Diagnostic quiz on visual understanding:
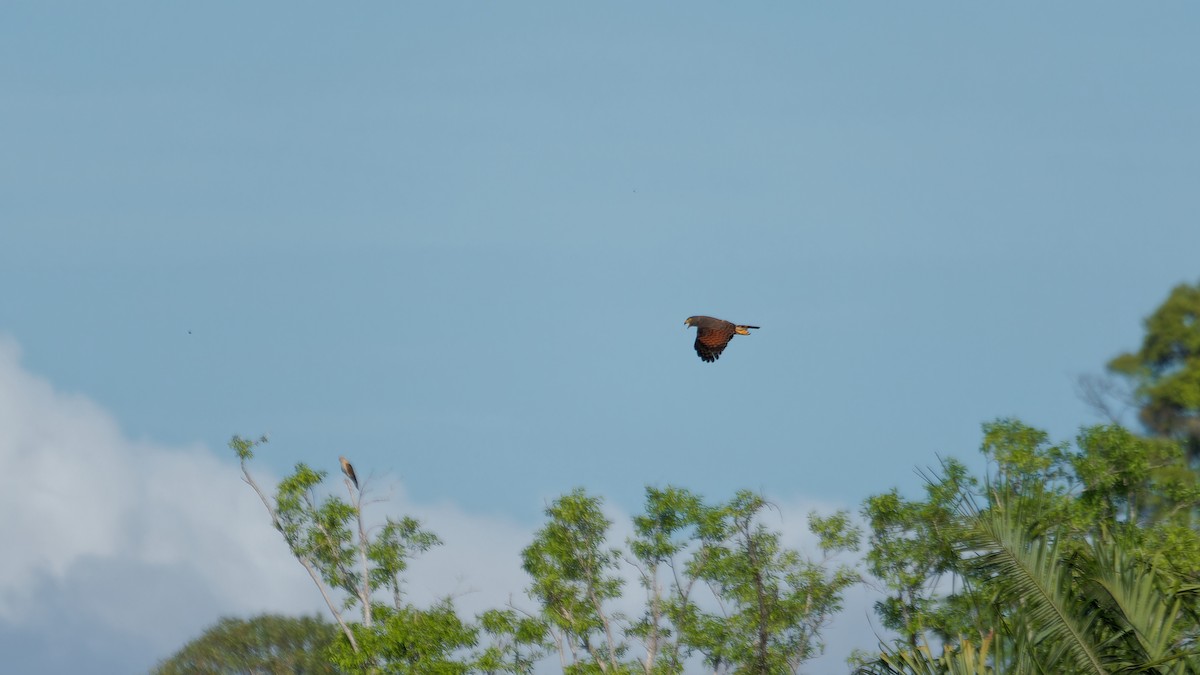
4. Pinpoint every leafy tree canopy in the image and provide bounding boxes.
[1109,280,1200,457]
[857,418,1200,674]
[152,614,340,675]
